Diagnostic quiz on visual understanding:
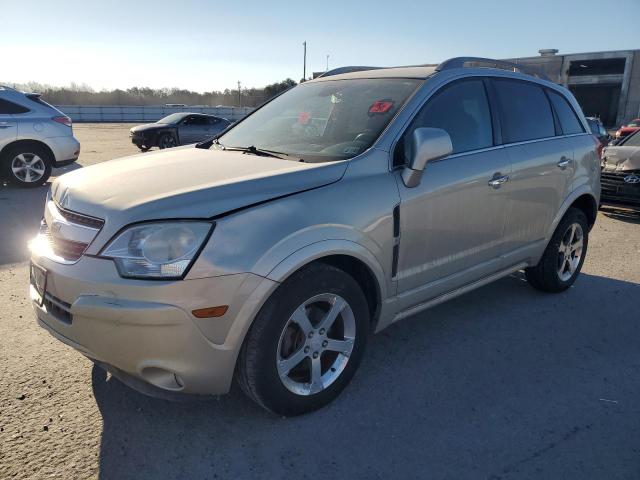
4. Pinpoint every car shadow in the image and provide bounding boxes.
[0,182,50,266]
[600,206,640,224]
[53,162,83,175]
[93,271,640,479]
